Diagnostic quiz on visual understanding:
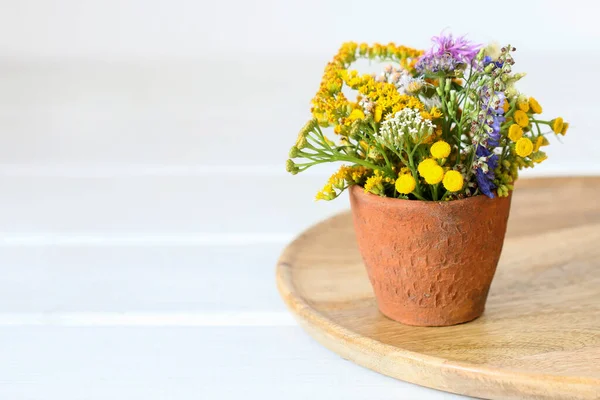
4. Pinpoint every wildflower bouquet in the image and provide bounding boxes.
[286,34,568,201]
